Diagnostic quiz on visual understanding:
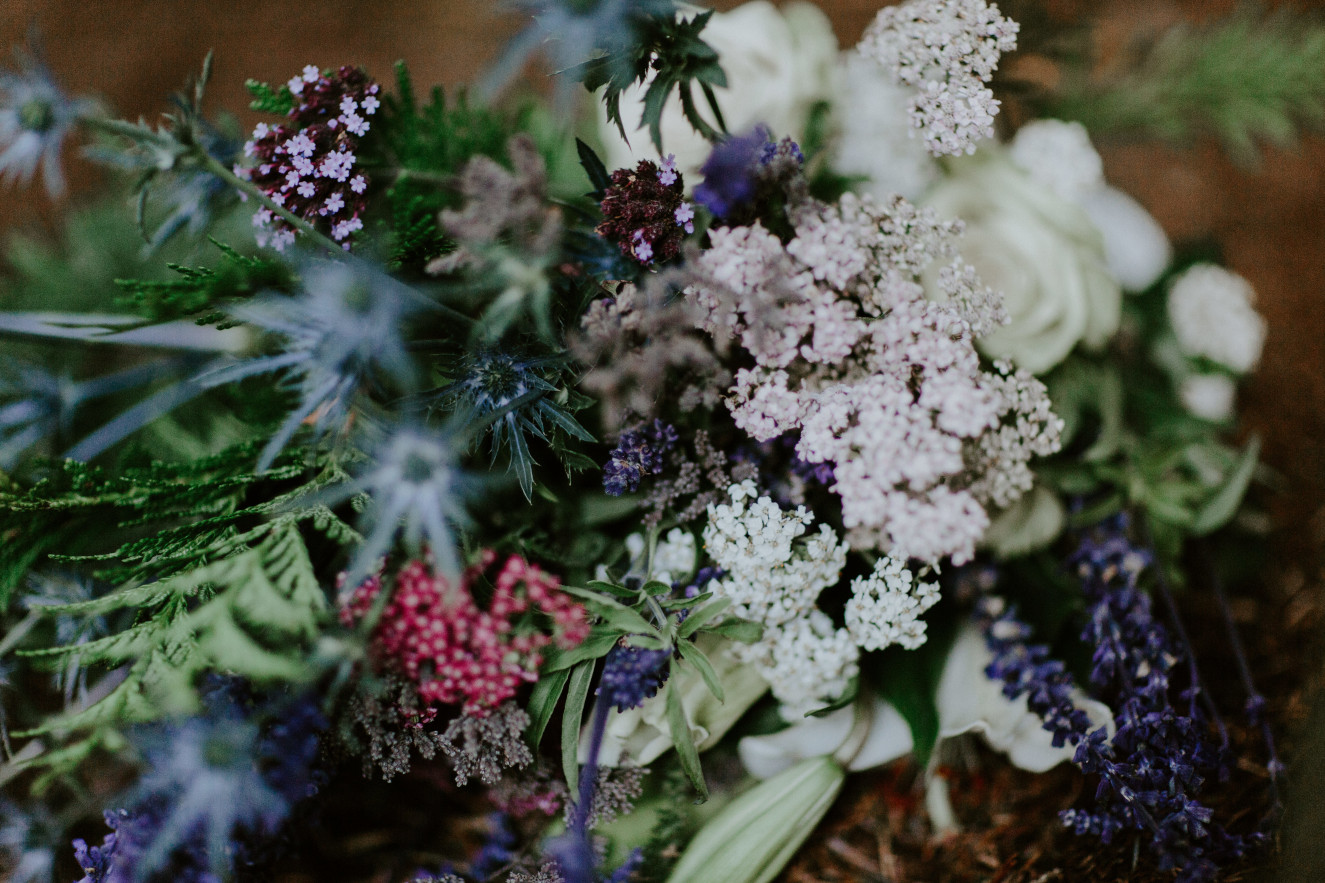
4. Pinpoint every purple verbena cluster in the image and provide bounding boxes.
[239,64,379,250]
[980,516,1260,881]
[596,154,694,266]
[603,419,678,496]
[597,641,671,712]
